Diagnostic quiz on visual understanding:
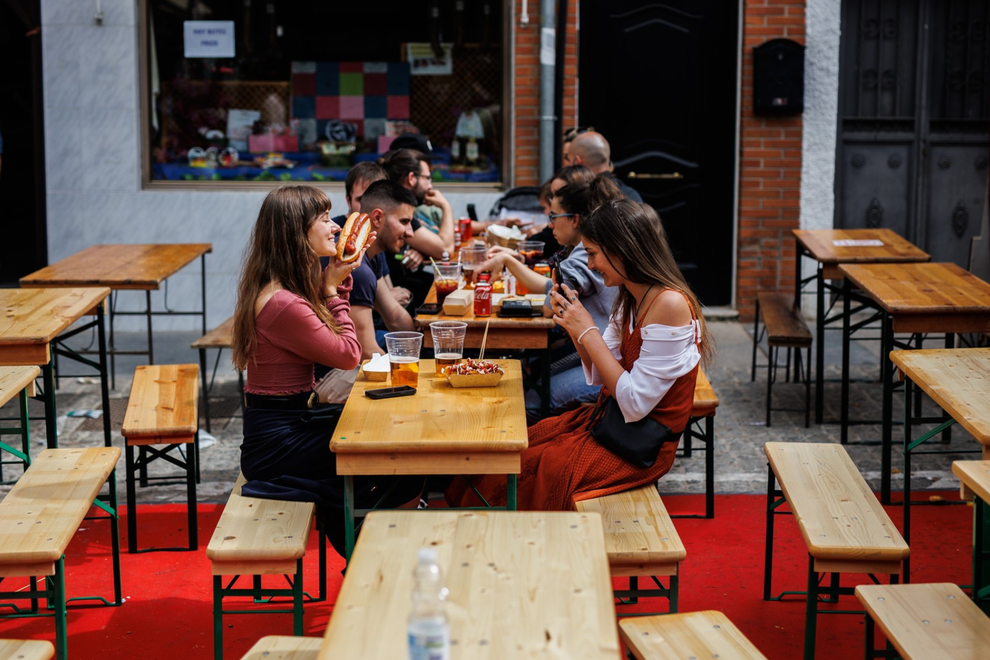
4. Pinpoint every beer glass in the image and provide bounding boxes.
[384,332,423,388]
[429,321,468,376]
